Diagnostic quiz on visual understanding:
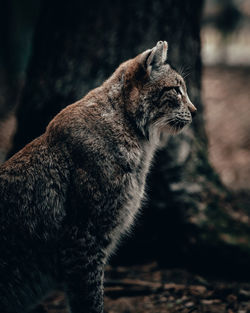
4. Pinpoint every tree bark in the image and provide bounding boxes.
[0,0,40,162]
[10,0,250,277]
